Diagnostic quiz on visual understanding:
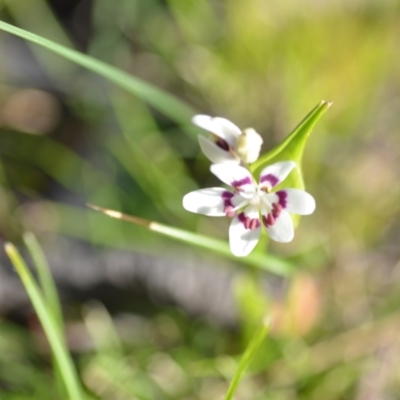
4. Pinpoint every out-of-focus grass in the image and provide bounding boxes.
[1,0,400,398]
